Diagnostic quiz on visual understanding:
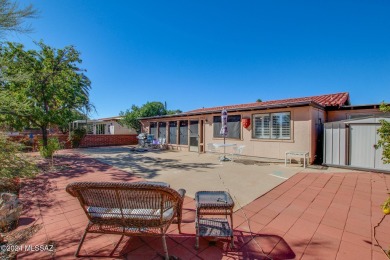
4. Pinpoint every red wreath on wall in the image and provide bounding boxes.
[242,118,250,128]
